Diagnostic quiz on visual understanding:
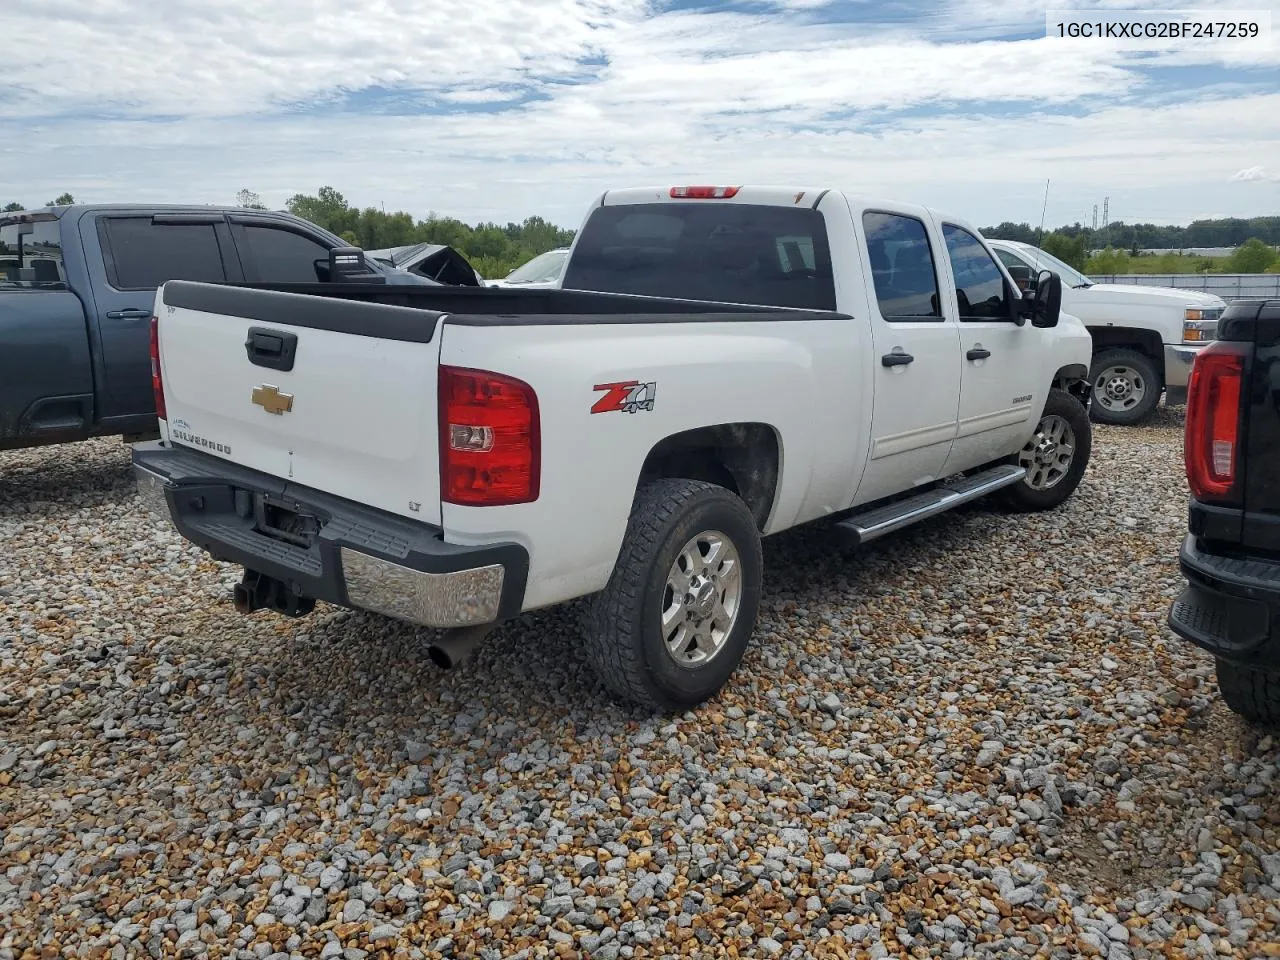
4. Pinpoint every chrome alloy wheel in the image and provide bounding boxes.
[1018,414,1076,490]
[660,530,742,667]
